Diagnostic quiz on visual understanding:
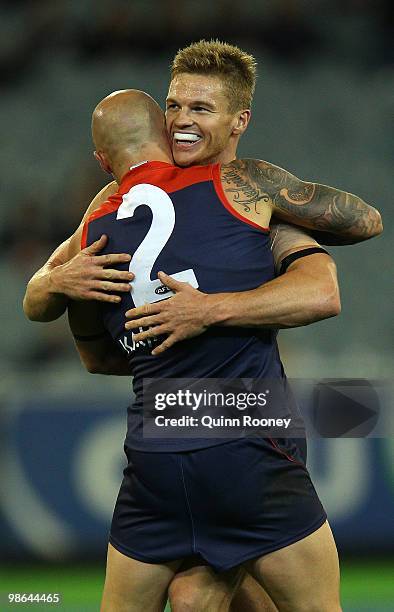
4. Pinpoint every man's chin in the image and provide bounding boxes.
[172,149,204,168]
[172,154,195,167]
